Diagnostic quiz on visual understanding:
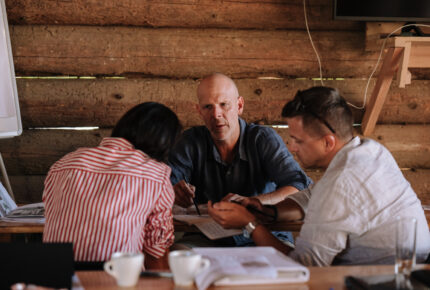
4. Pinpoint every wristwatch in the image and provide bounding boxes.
[243,220,260,239]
